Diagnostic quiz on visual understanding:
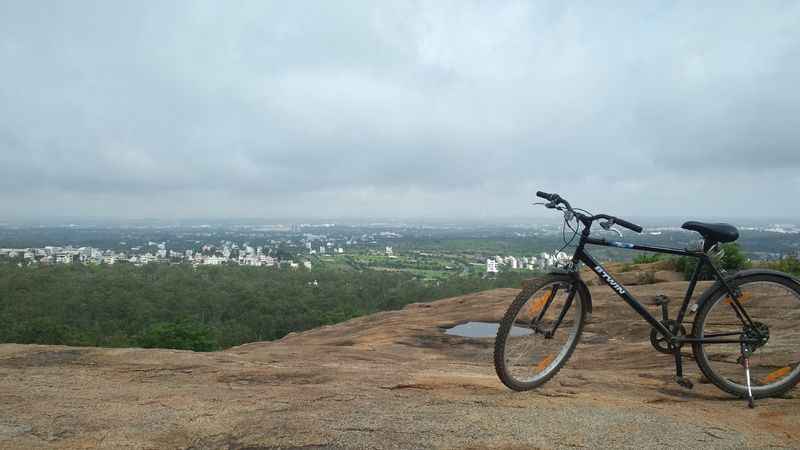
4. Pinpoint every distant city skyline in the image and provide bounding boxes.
[2,2,799,220]
[3,221,798,270]
[2,215,800,228]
